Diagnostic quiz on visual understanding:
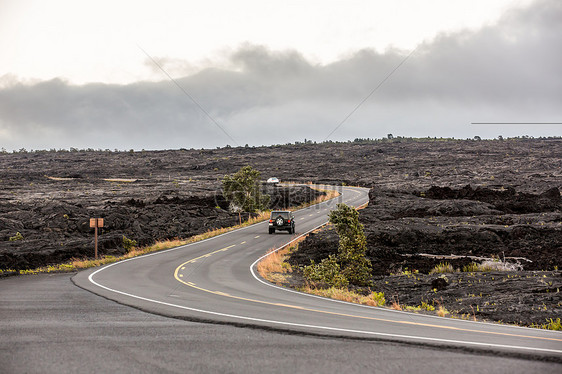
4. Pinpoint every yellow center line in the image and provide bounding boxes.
[254,236,260,239]
[177,245,236,267]
[173,257,562,343]
[240,241,246,244]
